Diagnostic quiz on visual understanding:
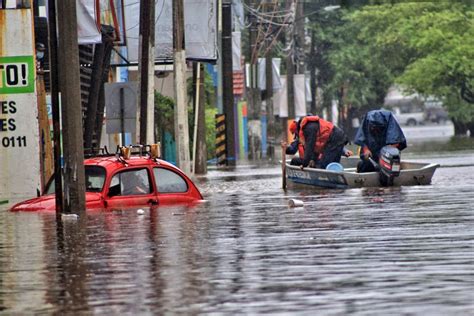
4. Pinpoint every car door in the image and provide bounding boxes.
[152,167,195,205]
[105,167,158,208]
